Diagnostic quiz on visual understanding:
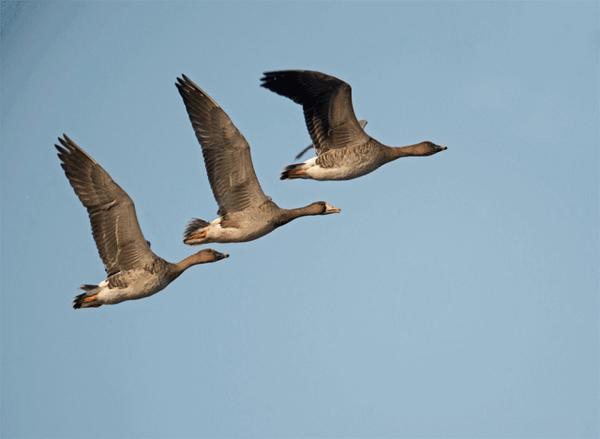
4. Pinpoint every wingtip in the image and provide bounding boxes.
[262,70,284,77]
[260,71,276,82]
[260,71,281,85]
[54,143,65,155]
[57,136,68,149]
[175,74,190,90]
[59,134,76,148]
[176,74,201,91]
